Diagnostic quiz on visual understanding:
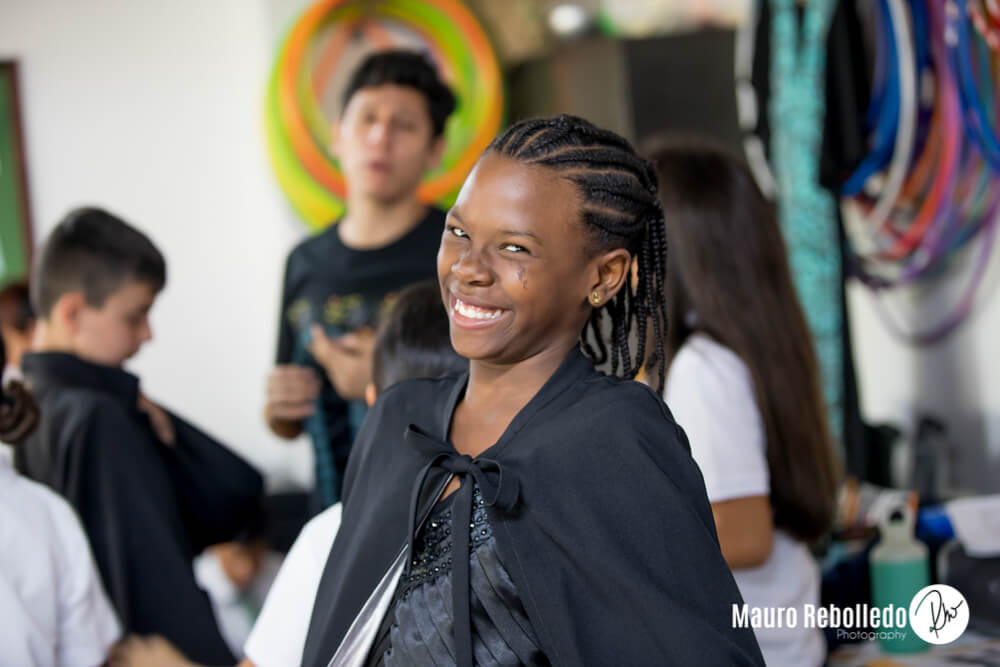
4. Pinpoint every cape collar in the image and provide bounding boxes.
[434,346,595,457]
[22,352,141,408]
